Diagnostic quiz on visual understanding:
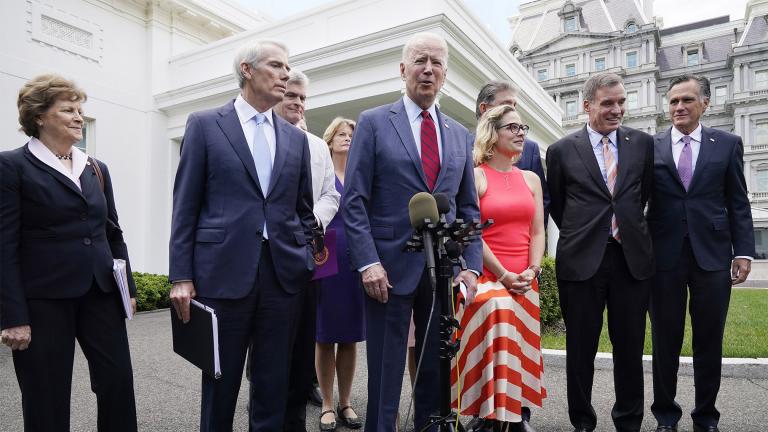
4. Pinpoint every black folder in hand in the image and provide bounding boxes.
[170,299,221,379]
